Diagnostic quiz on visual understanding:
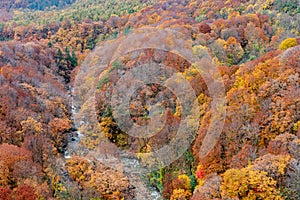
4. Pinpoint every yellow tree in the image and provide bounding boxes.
[0,161,9,186]
[221,167,283,200]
